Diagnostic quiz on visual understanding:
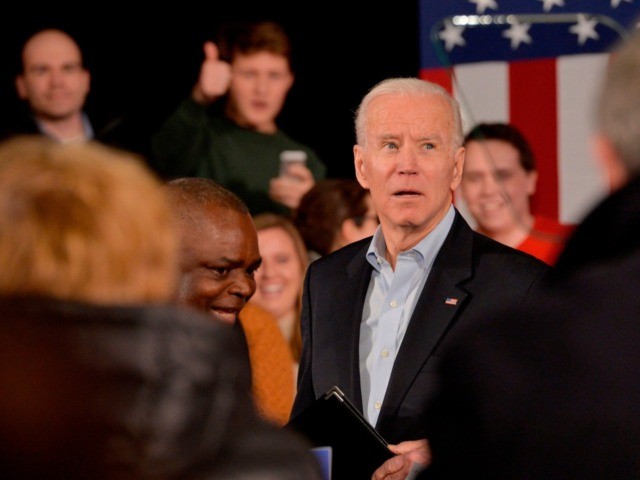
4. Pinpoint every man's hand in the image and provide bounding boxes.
[192,41,232,104]
[371,439,431,480]
[269,162,315,209]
